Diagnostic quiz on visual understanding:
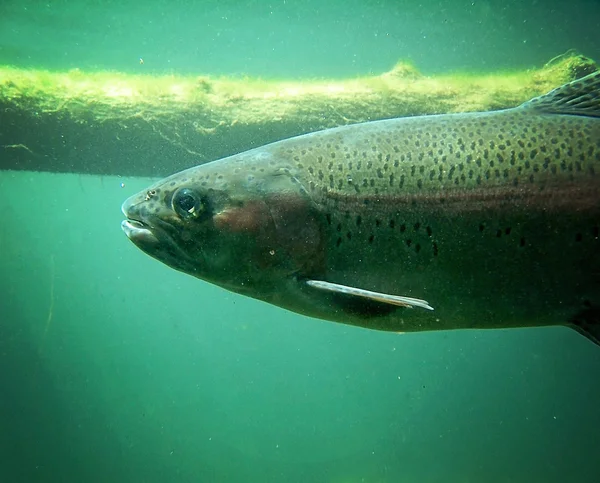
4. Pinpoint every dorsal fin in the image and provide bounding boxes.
[520,70,600,118]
